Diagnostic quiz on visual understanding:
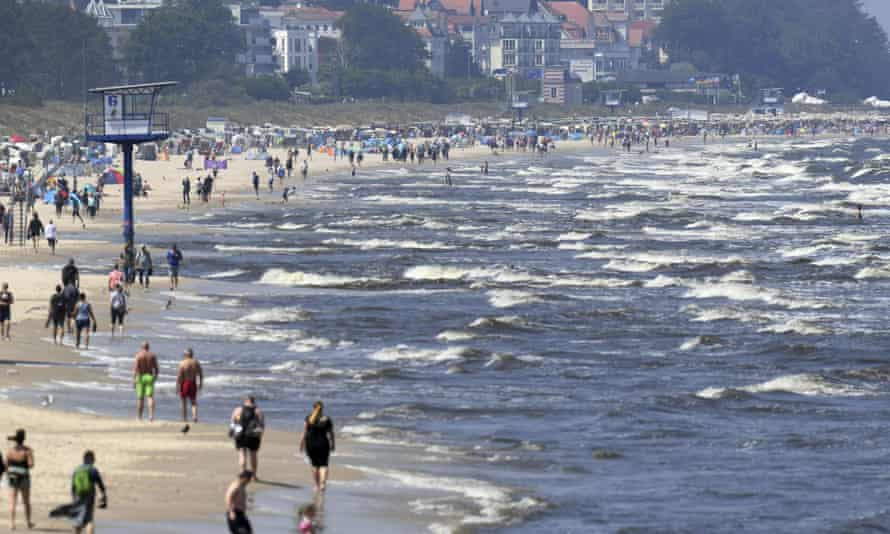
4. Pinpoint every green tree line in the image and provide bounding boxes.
[657,0,890,100]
